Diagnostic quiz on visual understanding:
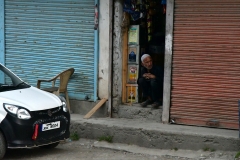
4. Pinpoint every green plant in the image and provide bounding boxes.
[174,147,178,151]
[210,148,215,152]
[98,135,113,143]
[70,132,79,141]
[203,147,210,151]
[203,147,215,152]
[235,151,240,158]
